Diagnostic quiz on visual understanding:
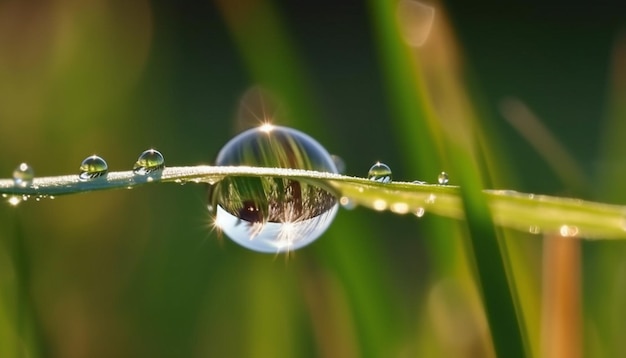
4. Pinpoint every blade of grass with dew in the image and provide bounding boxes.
[1,167,626,240]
